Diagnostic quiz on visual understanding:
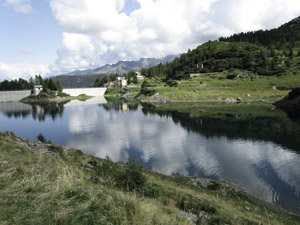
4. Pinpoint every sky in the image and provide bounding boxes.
[1,0,300,81]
